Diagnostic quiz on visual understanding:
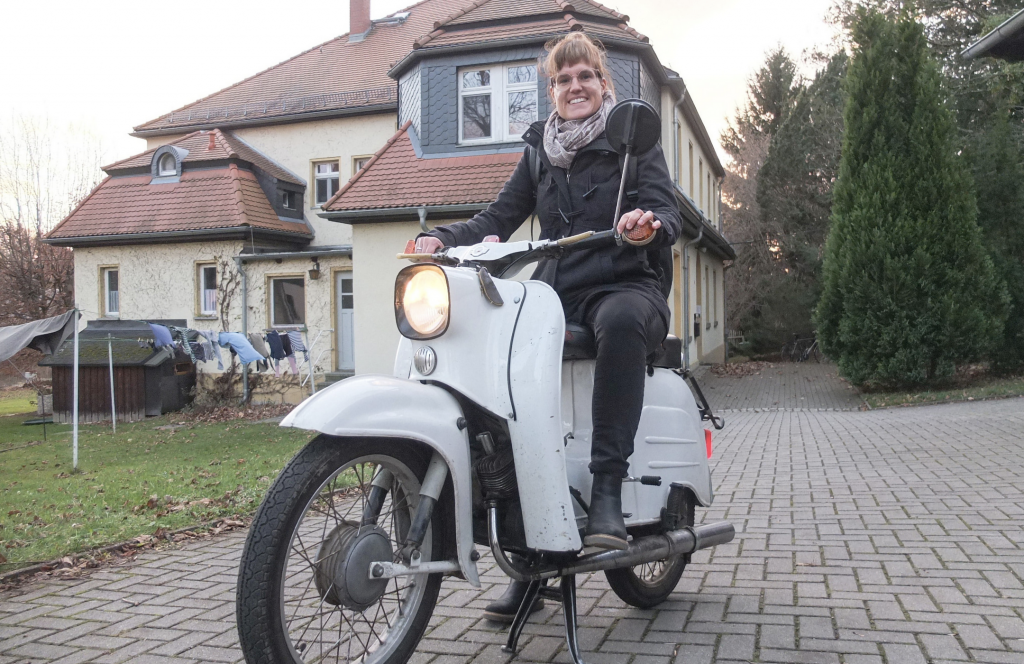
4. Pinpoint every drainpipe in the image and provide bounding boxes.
[234,256,249,403]
[418,206,428,233]
[682,227,703,370]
